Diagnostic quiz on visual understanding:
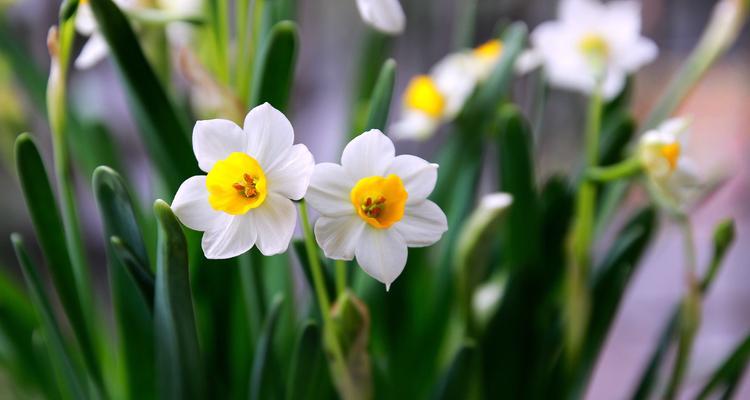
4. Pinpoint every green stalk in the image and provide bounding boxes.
[335,260,347,296]
[47,17,101,386]
[566,79,604,364]
[298,201,356,398]
[586,157,642,182]
[664,216,701,399]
